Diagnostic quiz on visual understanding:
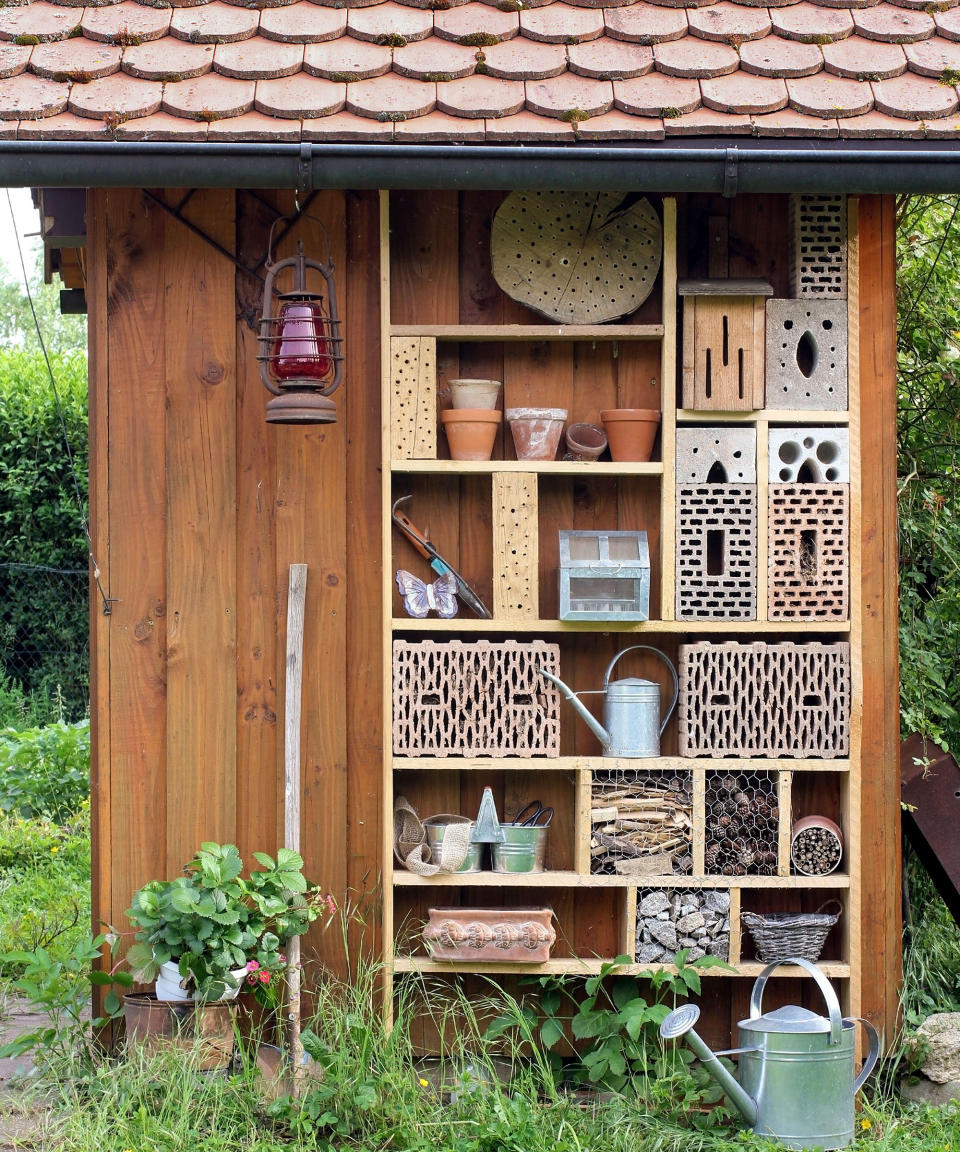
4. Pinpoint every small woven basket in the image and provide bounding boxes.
[741,900,842,964]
